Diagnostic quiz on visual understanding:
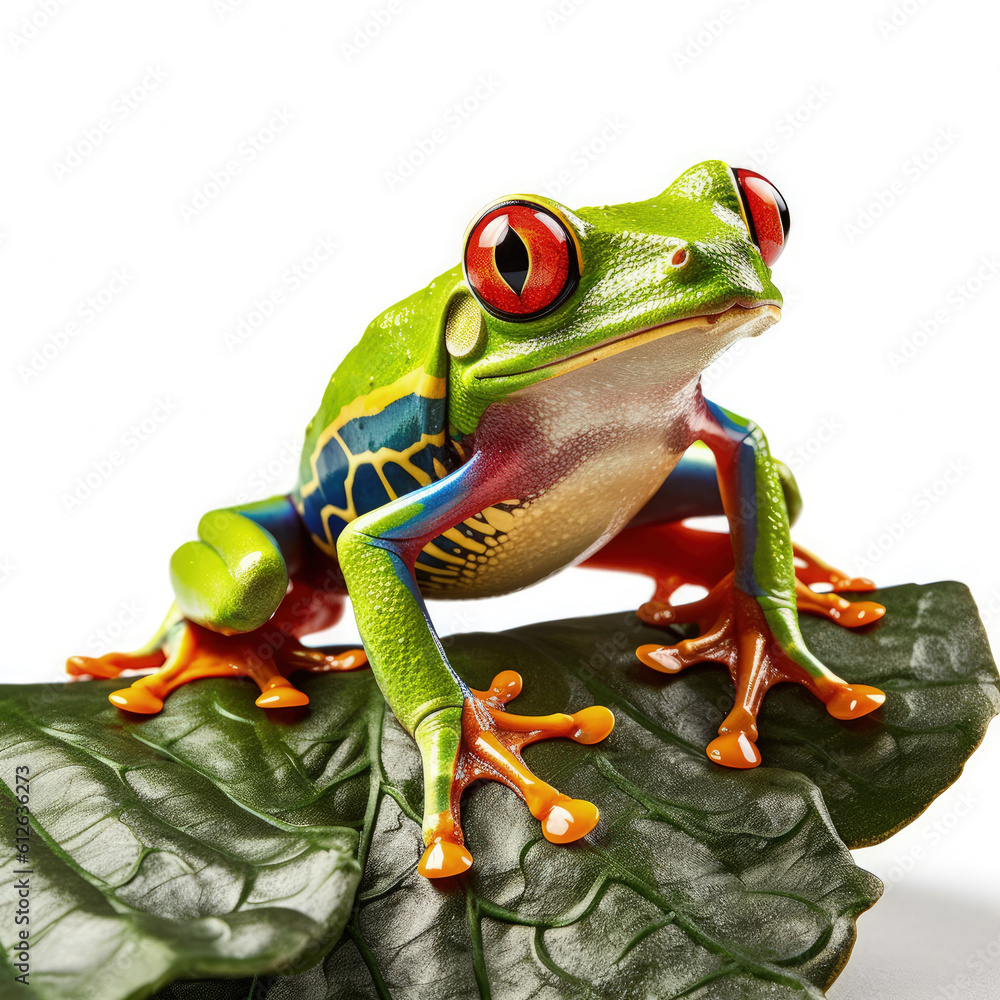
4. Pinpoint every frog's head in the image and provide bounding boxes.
[444,159,789,432]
